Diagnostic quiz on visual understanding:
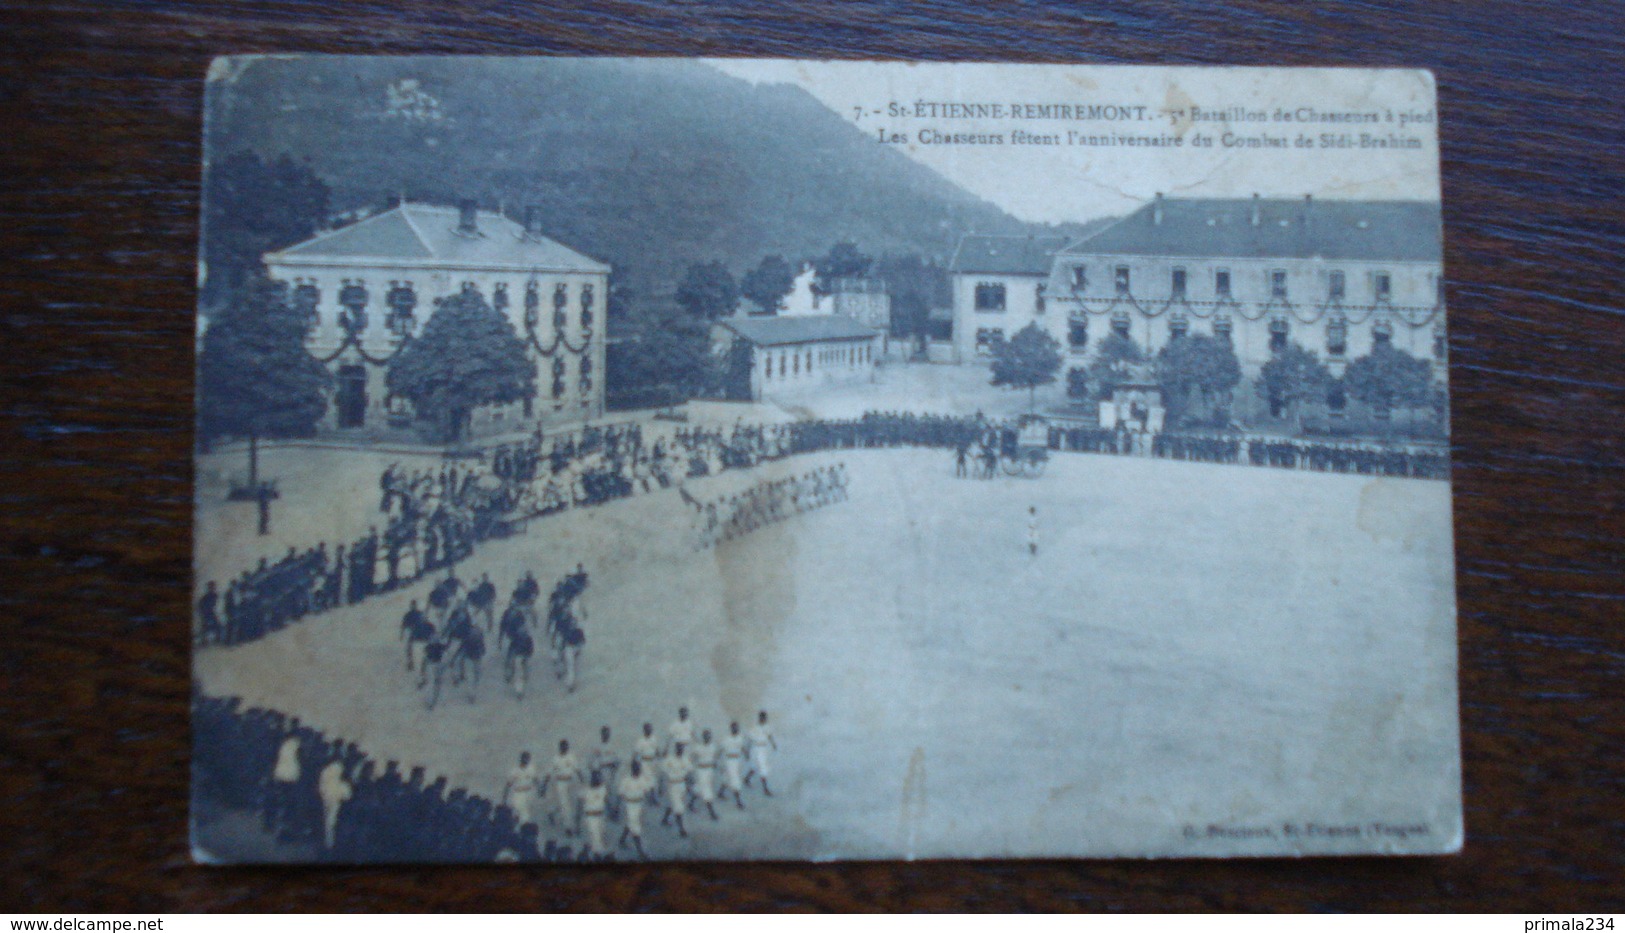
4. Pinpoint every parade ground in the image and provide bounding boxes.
[194,437,1460,860]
